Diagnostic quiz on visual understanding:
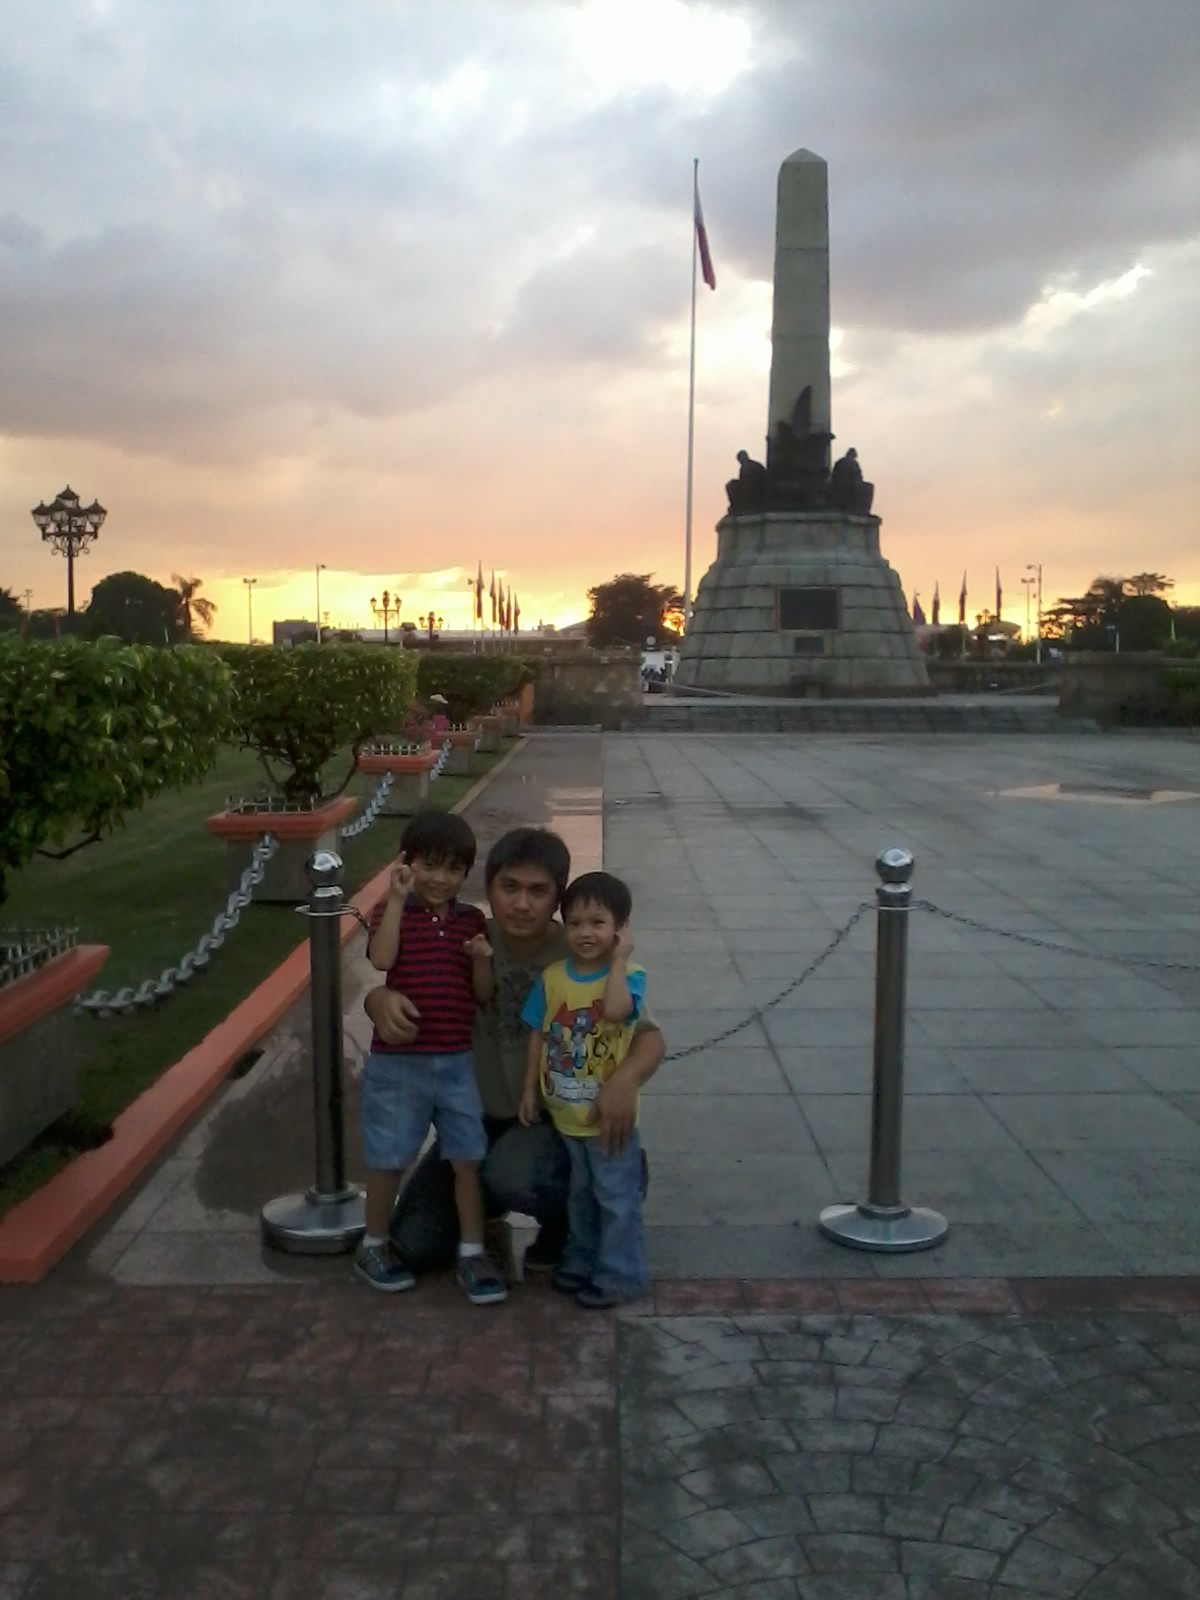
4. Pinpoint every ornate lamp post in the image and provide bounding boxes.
[425,610,444,640]
[370,589,401,644]
[31,486,106,619]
